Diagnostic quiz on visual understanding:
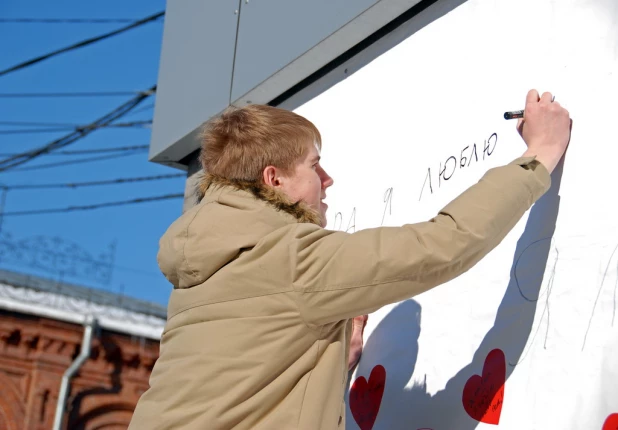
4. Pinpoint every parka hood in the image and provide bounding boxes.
[157,174,321,289]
